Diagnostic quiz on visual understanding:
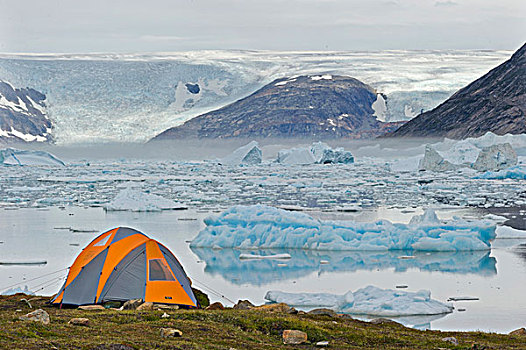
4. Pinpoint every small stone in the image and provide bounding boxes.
[206,302,225,310]
[19,309,50,325]
[308,308,338,318]
[509,328,526,336]
[68,318,90,327]
[136,302,154,311]
[316,341,329,347]
[78,305,105,311]
[442,337,458,345]
[161,312,170,318]
[120,299,143,310]
[160,328,182,338]
[233,300,254,310]
[282,330,307,345]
